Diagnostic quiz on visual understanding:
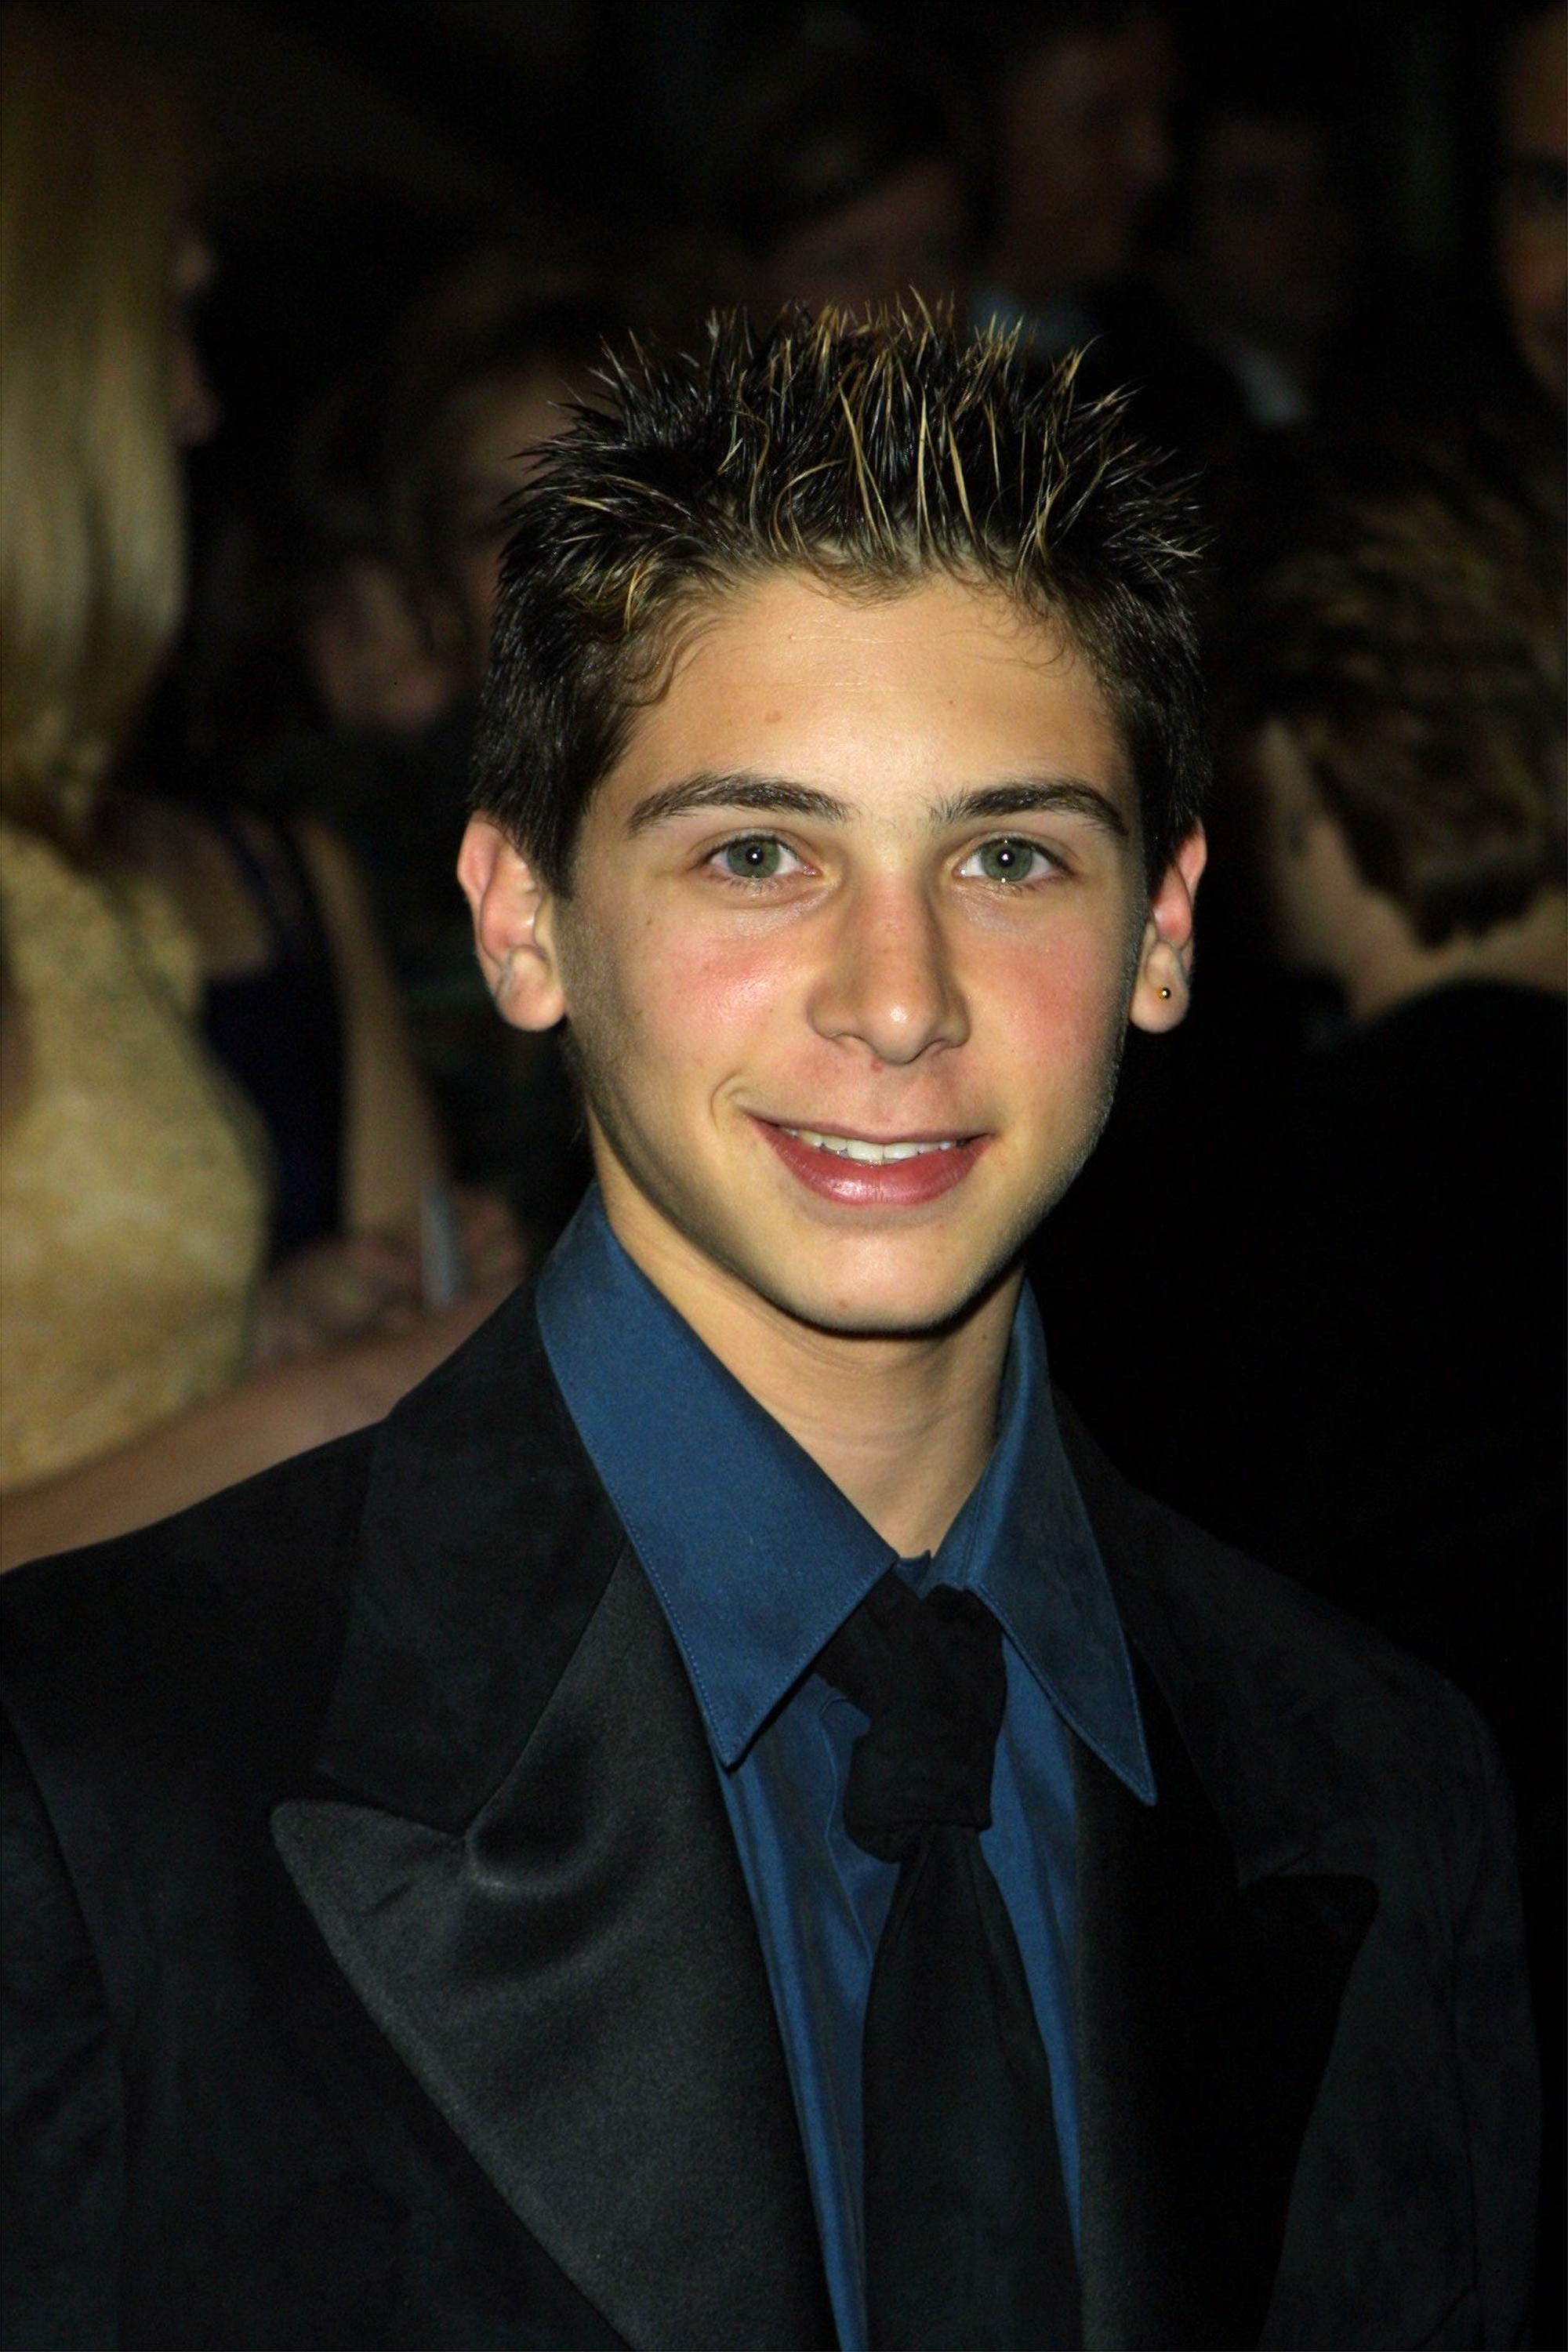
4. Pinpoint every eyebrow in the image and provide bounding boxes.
[930,780,1129,840]
[625,775,849,835]
[624,771,1130,842]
